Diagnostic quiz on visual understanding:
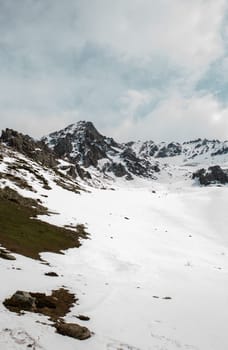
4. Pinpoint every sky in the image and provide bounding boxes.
[0,0,228,142]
